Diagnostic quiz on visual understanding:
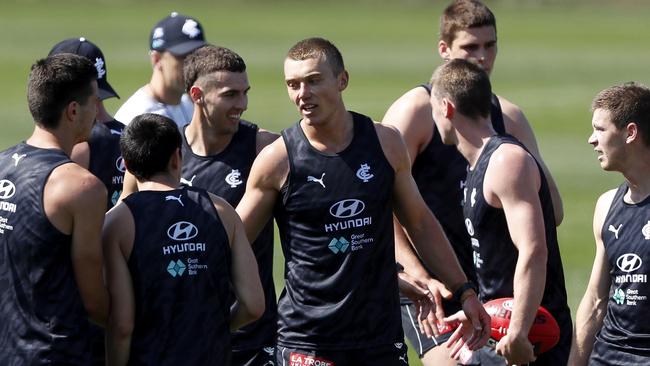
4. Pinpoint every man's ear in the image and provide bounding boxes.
[626,122,639,144]
[438,40,451,61]
[169,147,182,171]
[150,50,162,69]
[189,85,203,104]
[338,70,349,91]
[63,100,79,123]
[442,97,455,119]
